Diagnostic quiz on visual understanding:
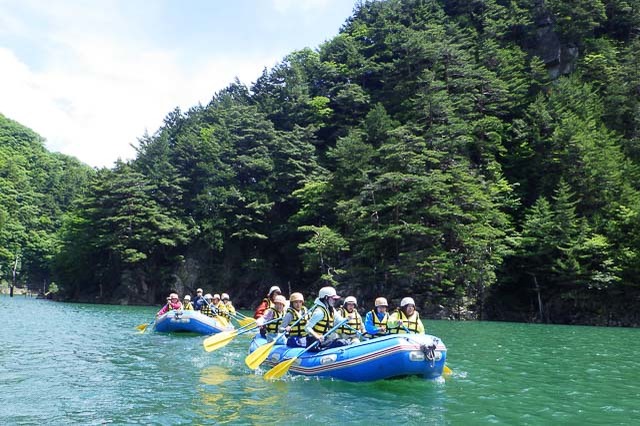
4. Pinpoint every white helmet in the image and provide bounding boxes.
[204,293,212,300]
[374,297,388,307]
[268,286,281,295]
[184,295,191,301]
[274,295,287,305]
[318,286,340,299]
[400,297,416,307]
[344,296,357,305]
[221,293,230,301]
[212,293,220,300]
